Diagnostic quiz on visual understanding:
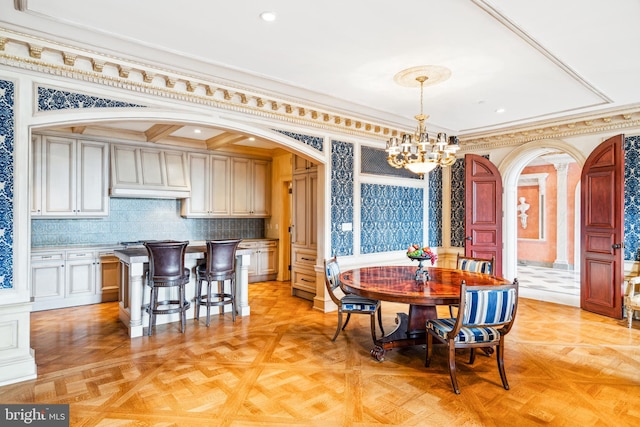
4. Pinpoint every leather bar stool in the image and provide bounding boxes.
[195,239,242,326]
[144,240,191,336]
